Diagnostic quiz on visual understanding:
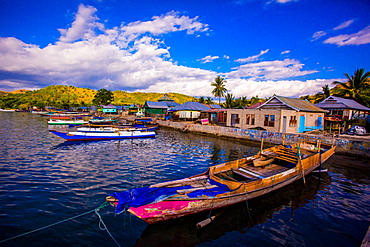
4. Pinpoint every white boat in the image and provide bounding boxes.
[50,129,156,141]
[47,119,88,125]
[0,109,16,112]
